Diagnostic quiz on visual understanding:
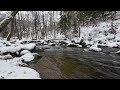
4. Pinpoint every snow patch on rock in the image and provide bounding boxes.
[89,45,102,52]
[20,50,31,56]
[21,43,36,50]
[21,53,34,62]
